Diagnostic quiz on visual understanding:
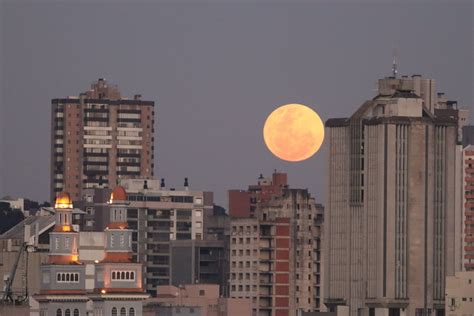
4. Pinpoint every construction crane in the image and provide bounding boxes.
[2,242,35,305]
